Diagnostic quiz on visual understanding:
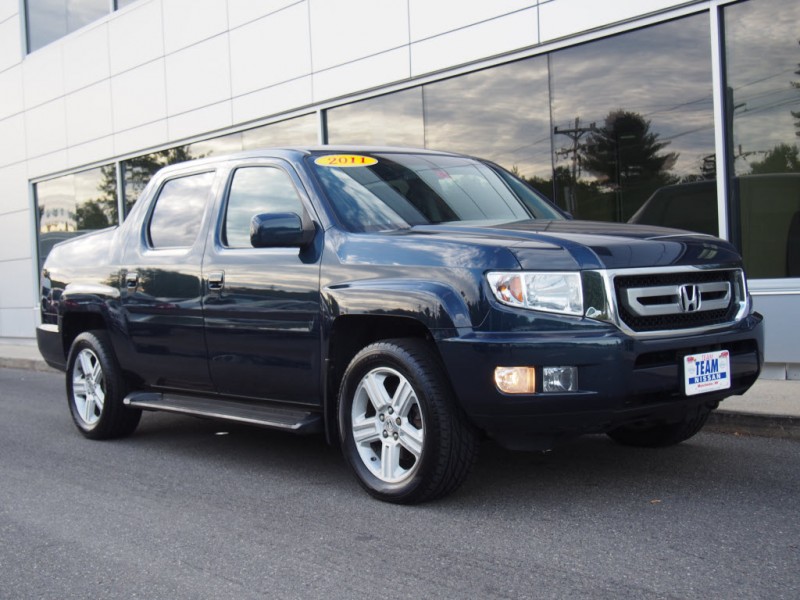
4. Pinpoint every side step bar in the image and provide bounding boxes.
[123,392,322,434]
